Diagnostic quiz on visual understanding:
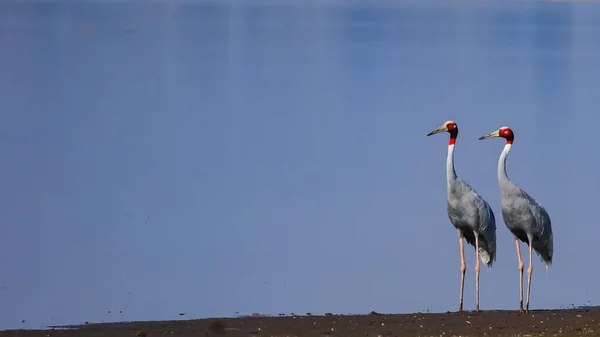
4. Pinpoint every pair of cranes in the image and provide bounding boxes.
[427,120,553,314]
